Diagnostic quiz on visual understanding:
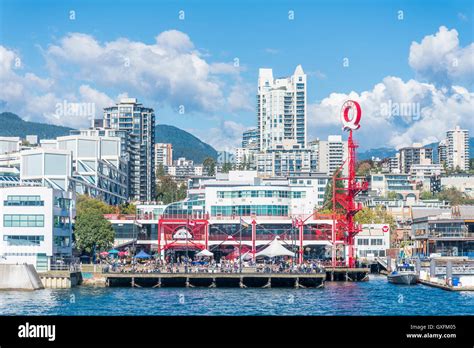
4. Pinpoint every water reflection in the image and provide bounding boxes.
[0,275,473,316]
